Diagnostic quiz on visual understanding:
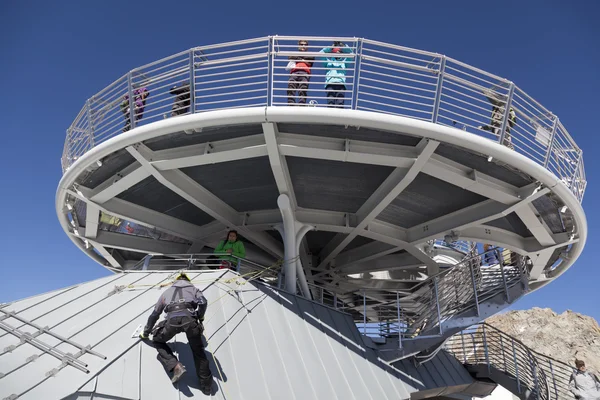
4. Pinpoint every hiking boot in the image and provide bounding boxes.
[171,363,186,383]
[200,377,213,395]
